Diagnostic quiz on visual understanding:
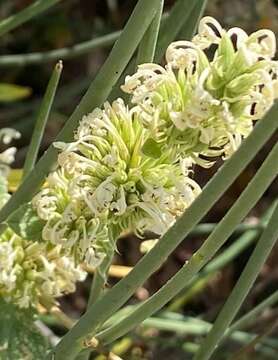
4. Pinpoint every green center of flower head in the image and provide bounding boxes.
[122,16,278,167]
[33,99,201,266]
